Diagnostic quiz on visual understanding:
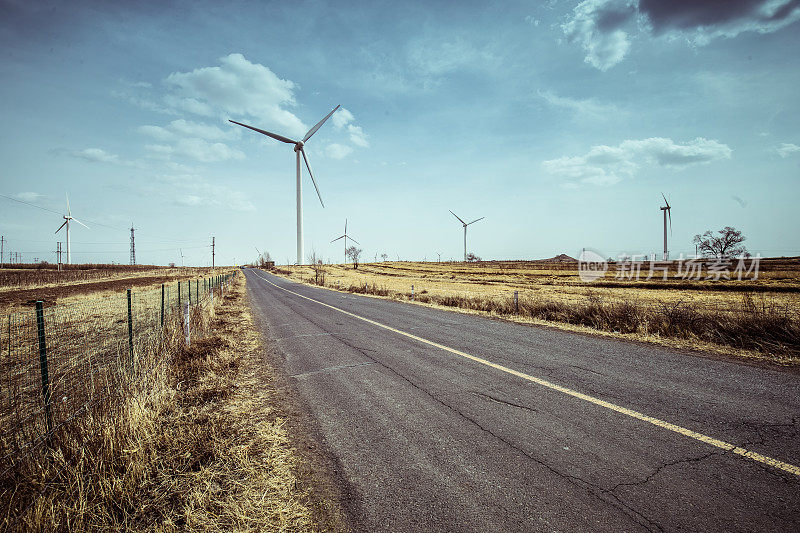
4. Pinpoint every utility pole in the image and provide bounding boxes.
[55,242,63,271]
[0,235,4,267]
[212,236,215,268]
[130,225,136,265]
